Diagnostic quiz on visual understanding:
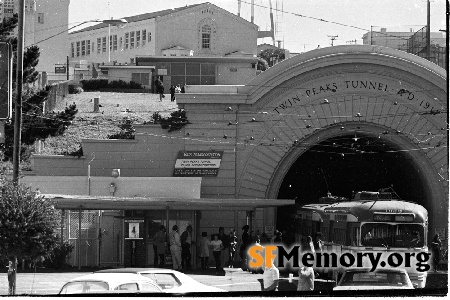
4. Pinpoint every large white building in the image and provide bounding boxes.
[69,3,259,88]
[0,0,70,84]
